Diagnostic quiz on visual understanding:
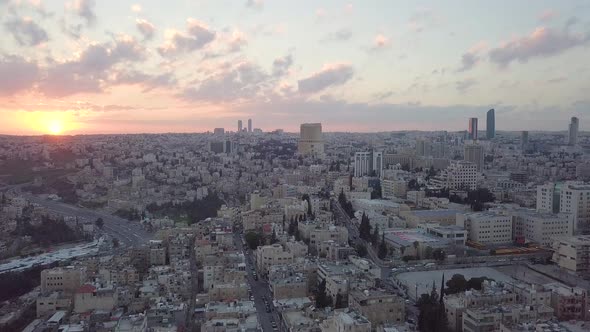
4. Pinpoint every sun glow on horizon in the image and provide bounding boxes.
[48,120,64,135]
